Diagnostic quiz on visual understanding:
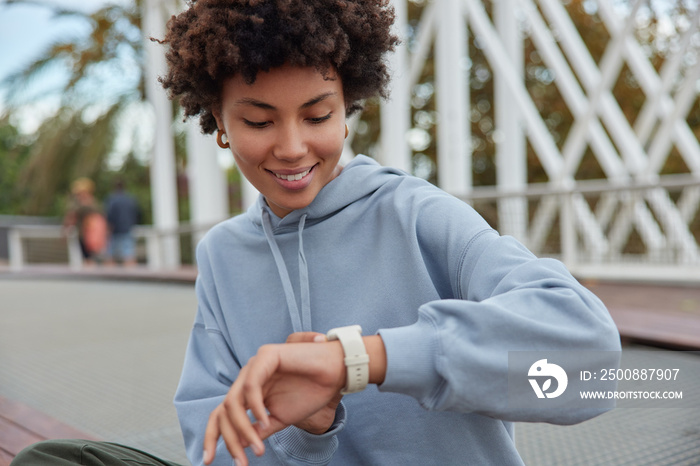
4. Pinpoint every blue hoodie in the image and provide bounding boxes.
[174,155,621,465]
